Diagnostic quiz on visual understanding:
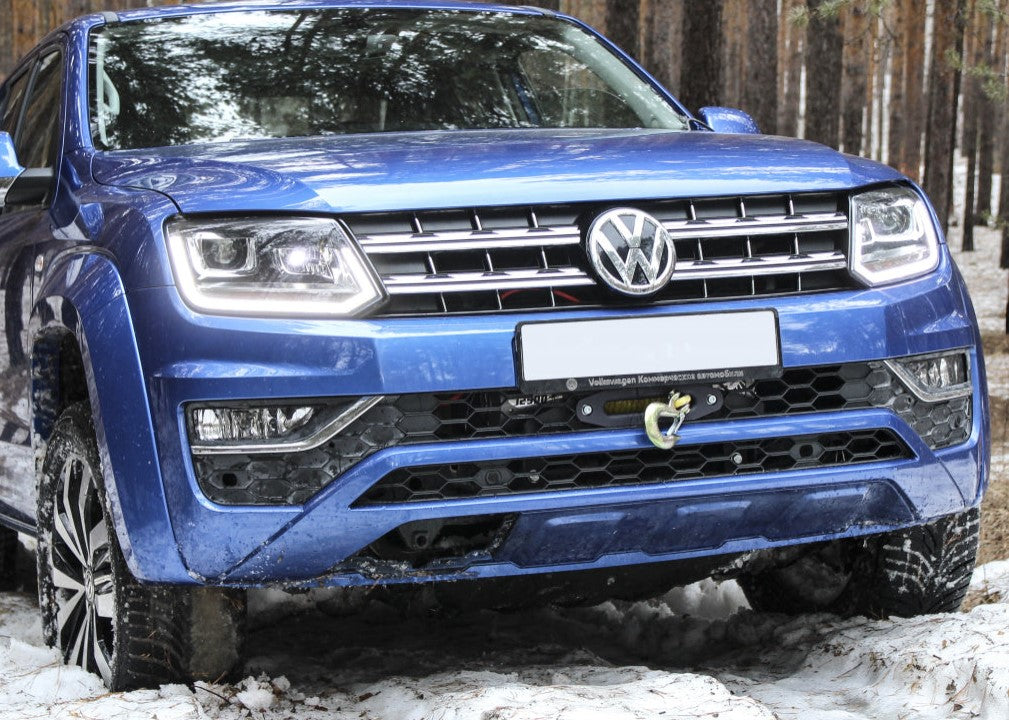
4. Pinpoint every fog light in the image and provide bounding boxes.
[191,406,316,443]
[188,397,383,455]
[887,351,970,401]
